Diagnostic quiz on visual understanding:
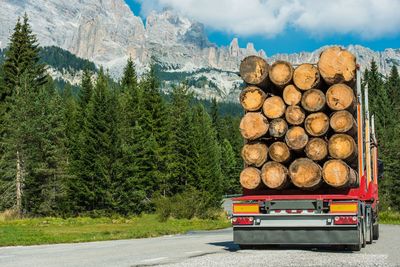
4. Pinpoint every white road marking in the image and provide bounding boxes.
[141,257,168,263]
[184,250,203,254]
